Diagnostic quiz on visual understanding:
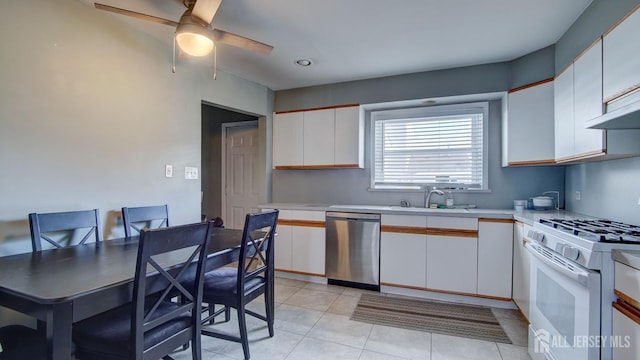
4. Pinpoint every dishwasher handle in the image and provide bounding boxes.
[326,212,381,221]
